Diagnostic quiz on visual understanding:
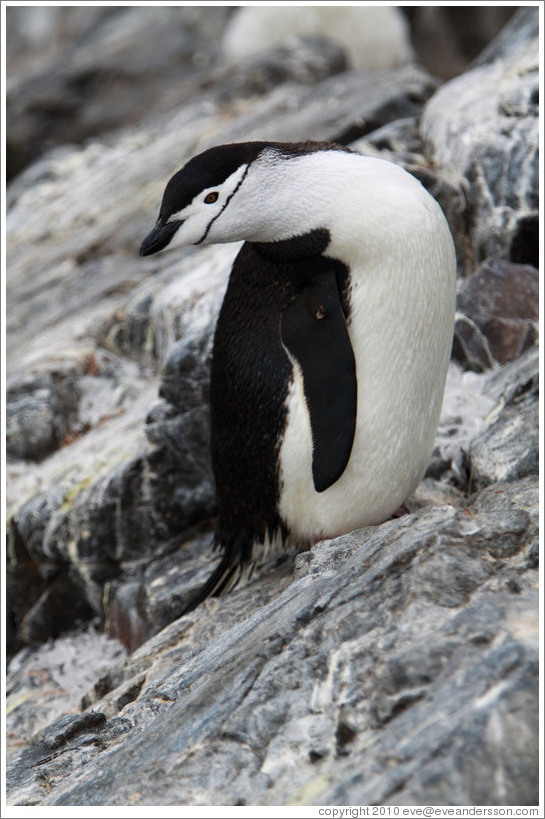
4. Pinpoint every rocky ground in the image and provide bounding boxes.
[4,6,540,808]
